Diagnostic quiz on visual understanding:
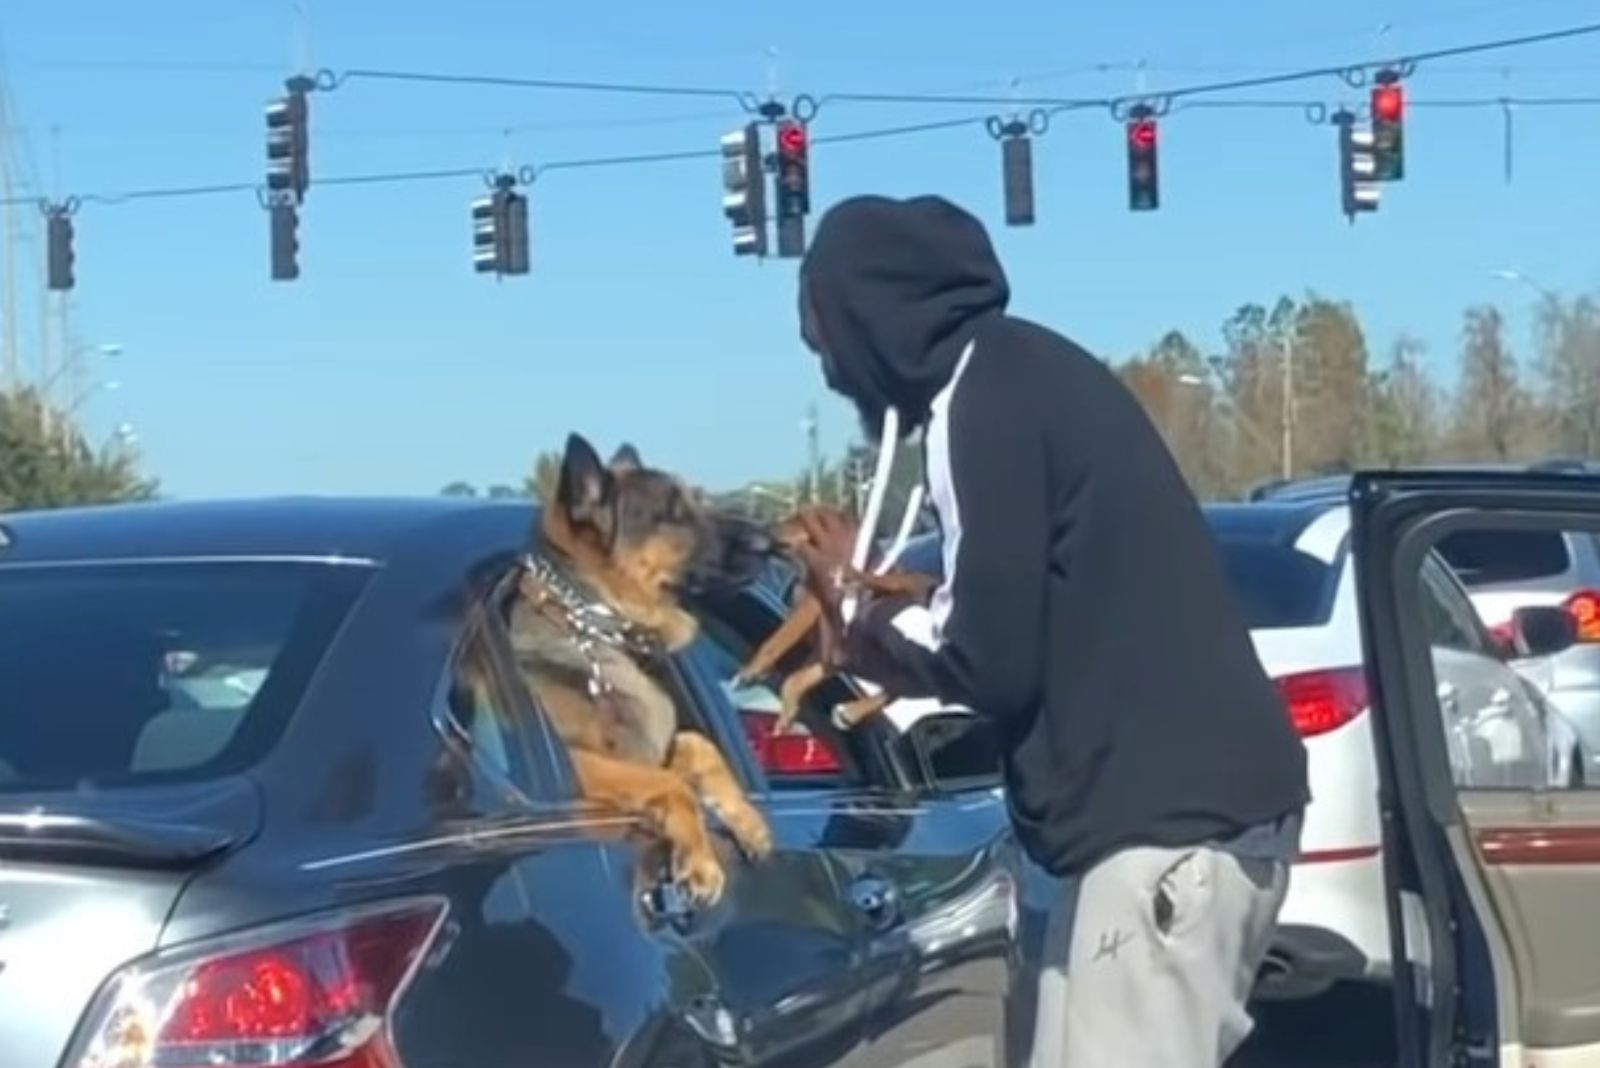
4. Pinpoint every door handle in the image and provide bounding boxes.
[848,875,899,929]
[640,879,697,933]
